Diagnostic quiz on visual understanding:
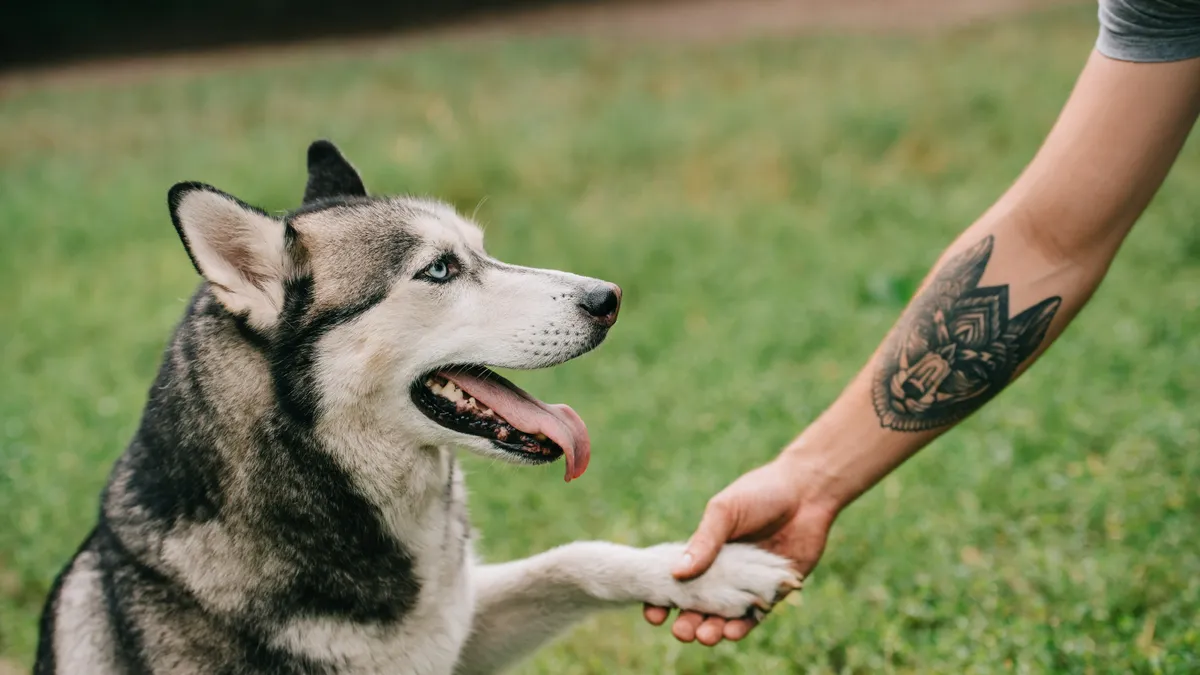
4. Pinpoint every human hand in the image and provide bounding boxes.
[643,453,840,646]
